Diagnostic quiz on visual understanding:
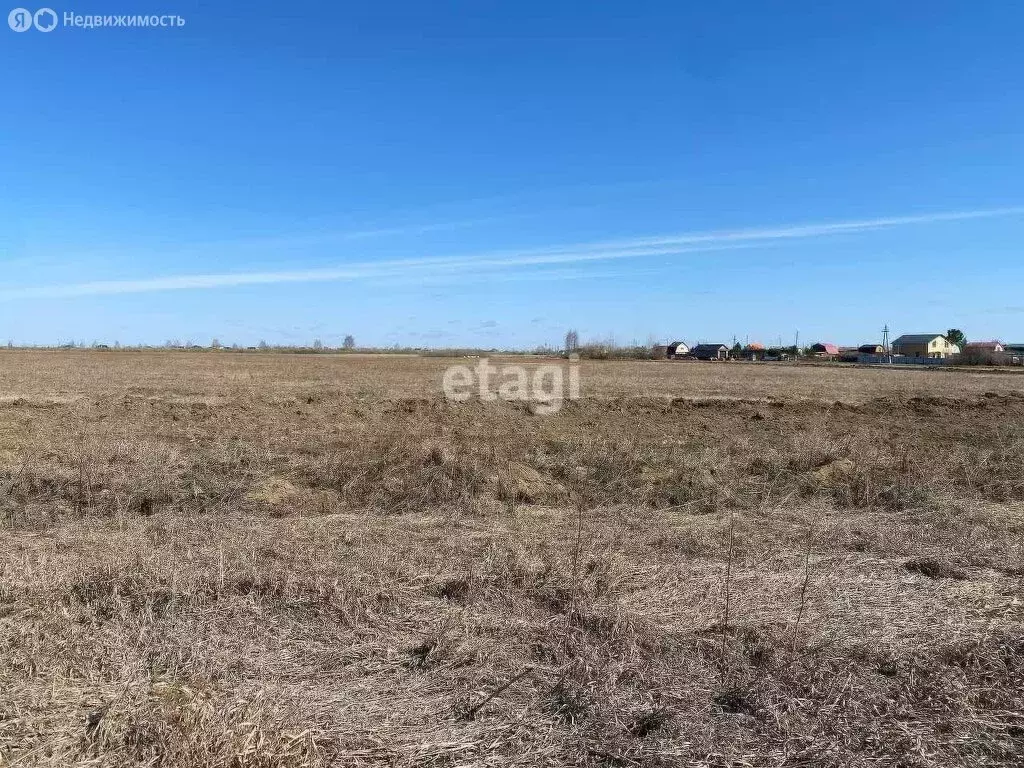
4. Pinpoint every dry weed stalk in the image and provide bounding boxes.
[459,667,534,720]
[790,523,814,661]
